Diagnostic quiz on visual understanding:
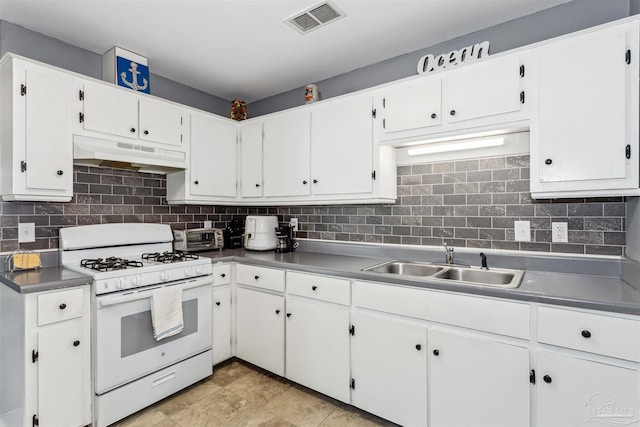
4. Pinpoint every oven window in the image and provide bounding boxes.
[121,299,198,358]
